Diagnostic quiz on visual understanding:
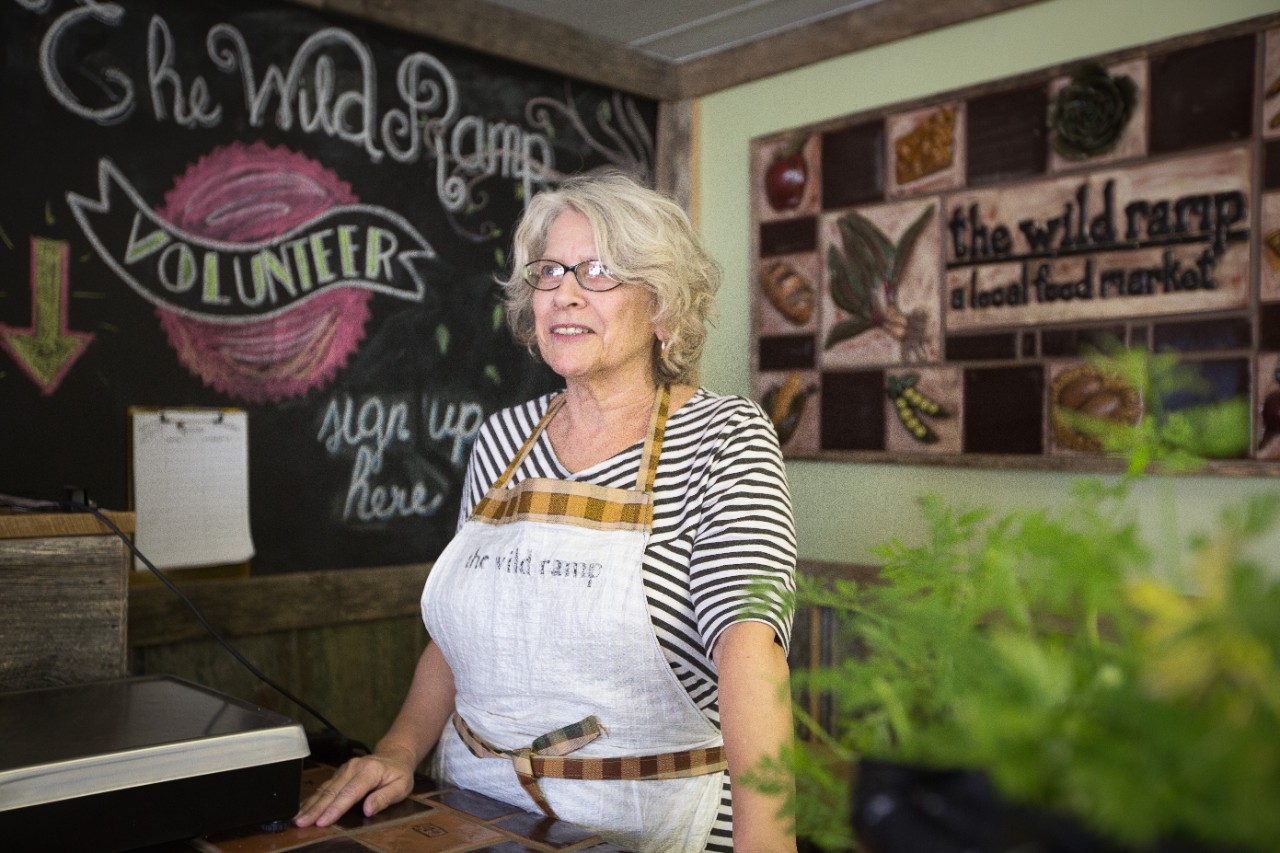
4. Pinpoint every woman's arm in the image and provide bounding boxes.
[715,620,797,853]
[689,398,798,851]
[294,640,457,827]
